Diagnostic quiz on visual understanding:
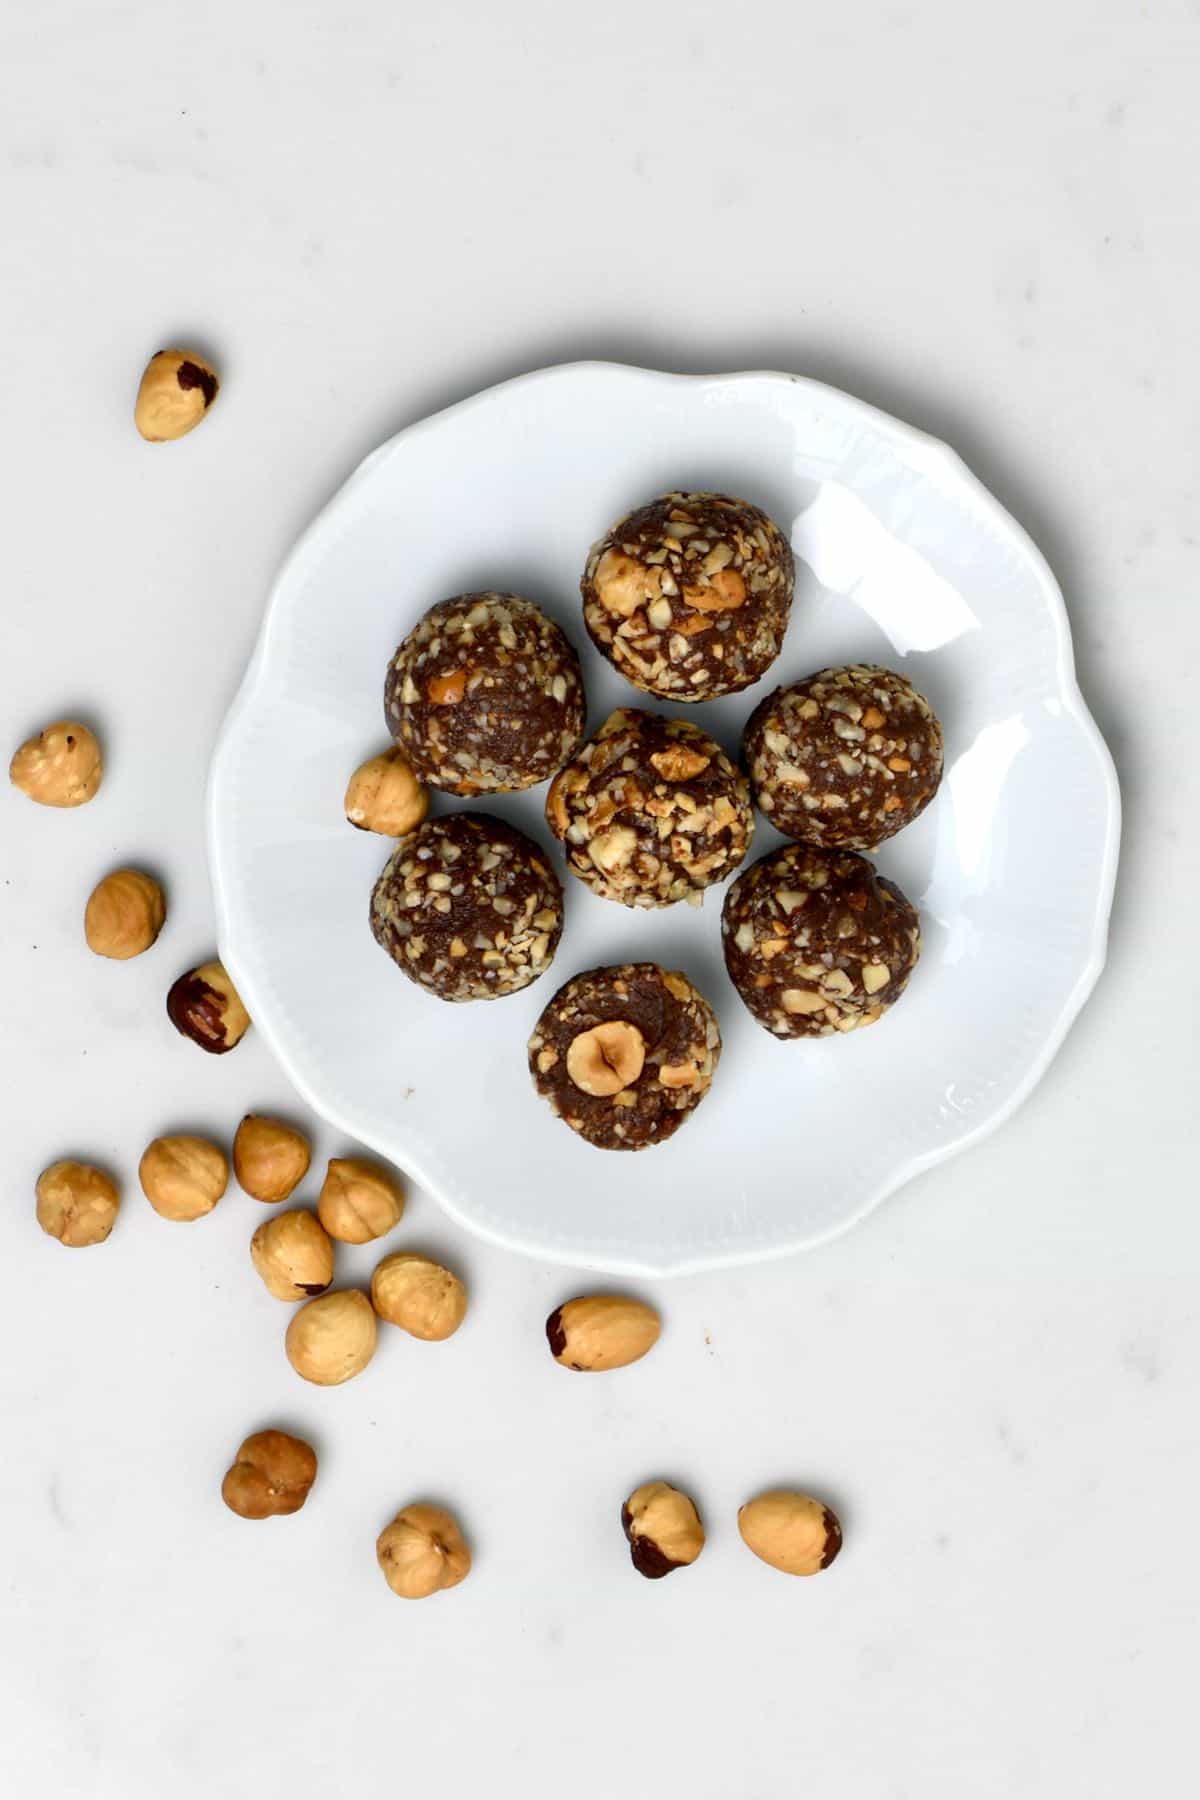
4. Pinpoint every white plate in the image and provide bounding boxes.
[208,364,1120,1276]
